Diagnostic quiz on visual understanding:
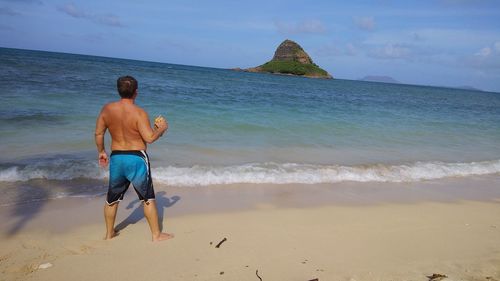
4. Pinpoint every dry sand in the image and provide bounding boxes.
[1,178,500,281]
